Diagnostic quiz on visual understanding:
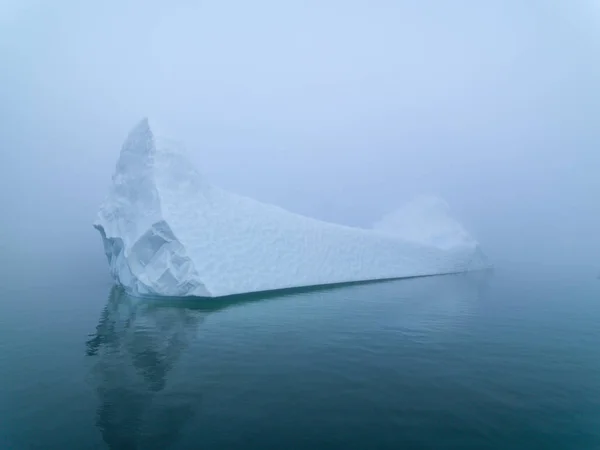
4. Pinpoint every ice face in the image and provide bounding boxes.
[94,118,491,298]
